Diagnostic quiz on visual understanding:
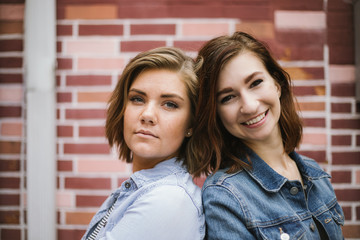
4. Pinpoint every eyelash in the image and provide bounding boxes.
[250,79,263,88]
[129,96,179,109]
[219,79,264,104]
